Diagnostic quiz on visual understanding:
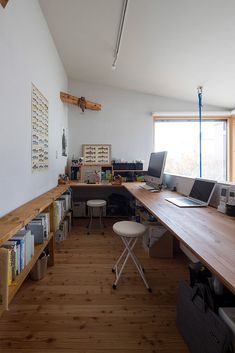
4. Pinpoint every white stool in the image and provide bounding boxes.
[112,221,152,292]
[87,199,106,235]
